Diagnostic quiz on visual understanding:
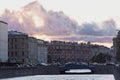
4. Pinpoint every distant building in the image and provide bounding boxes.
[8,31,48,64]
[90,44,111,62]
[110,46,116,62]
[0,21,8,62]
[8,31,29,63]
[113,31,120,62]
[47,41,92,64]
[28,37,48,64]
[74,43,92,63]
[47,41,111,64]
[28,37,38,64]
[90,45,110,56]
[37,40,47,63]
